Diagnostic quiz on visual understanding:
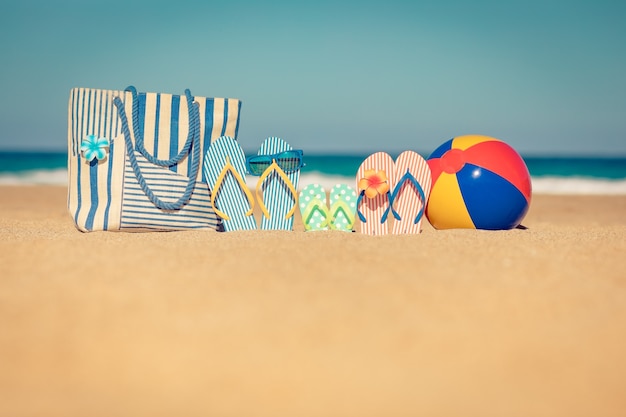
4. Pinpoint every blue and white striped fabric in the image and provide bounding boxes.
[121,151,217,231]
[204,136,256,231]
[68,87,242,232]
[257,137,301,230]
